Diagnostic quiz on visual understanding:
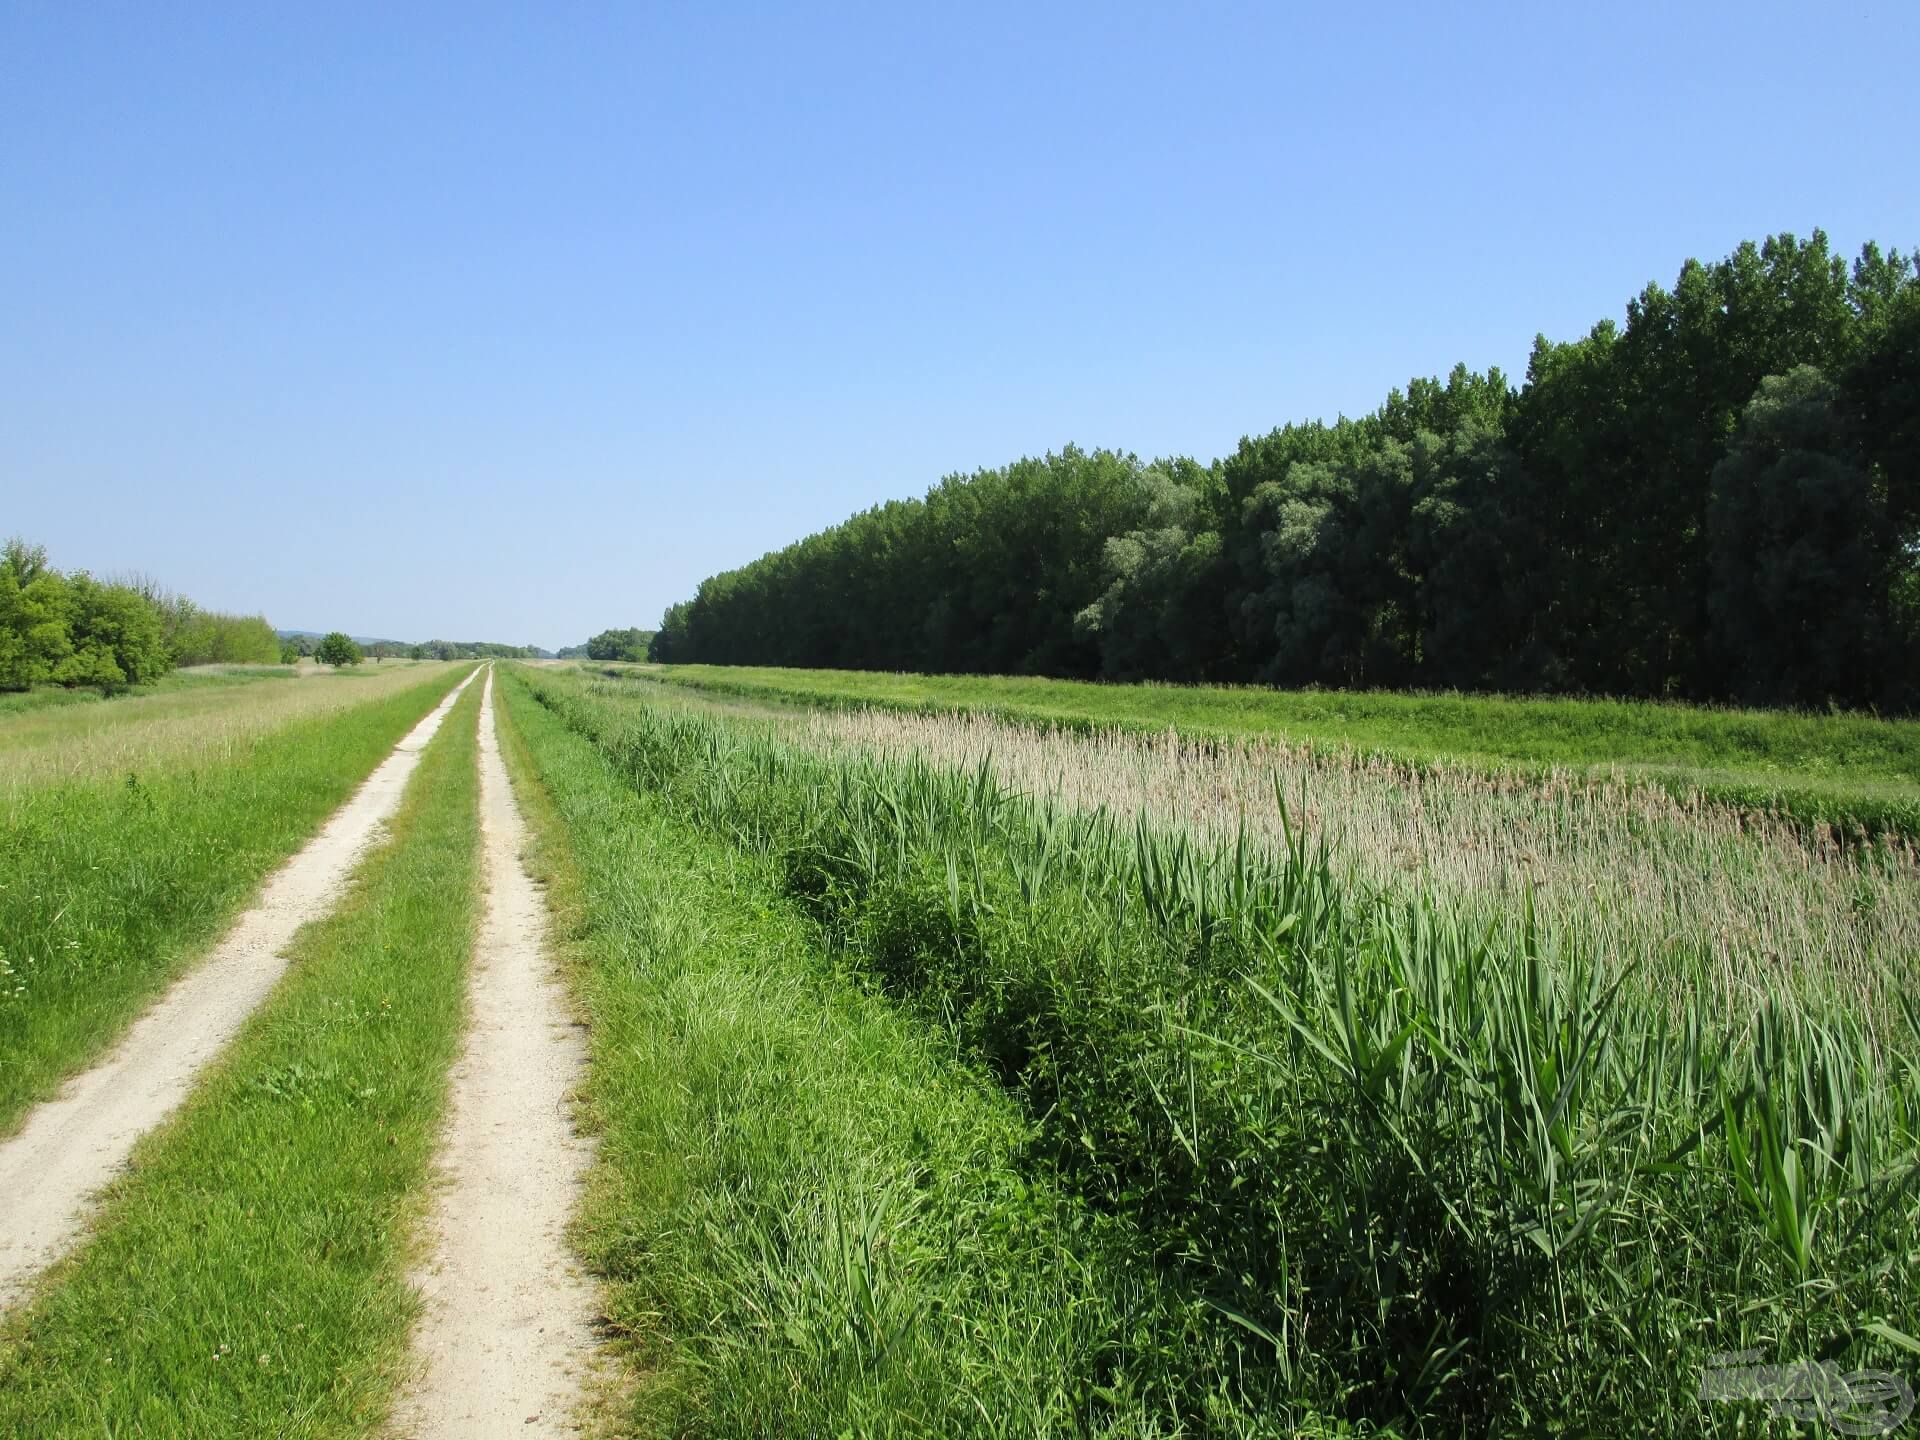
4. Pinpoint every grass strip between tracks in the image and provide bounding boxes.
[0,673,483,1439]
